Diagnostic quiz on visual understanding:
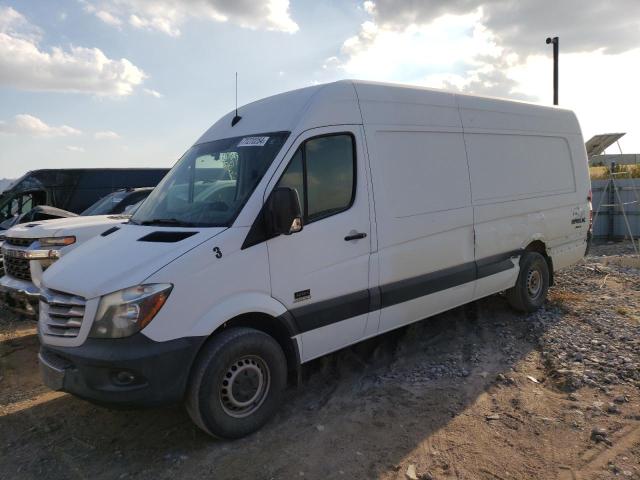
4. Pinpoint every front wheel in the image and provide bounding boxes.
[506,251,549,312]
[185,327,287,439]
